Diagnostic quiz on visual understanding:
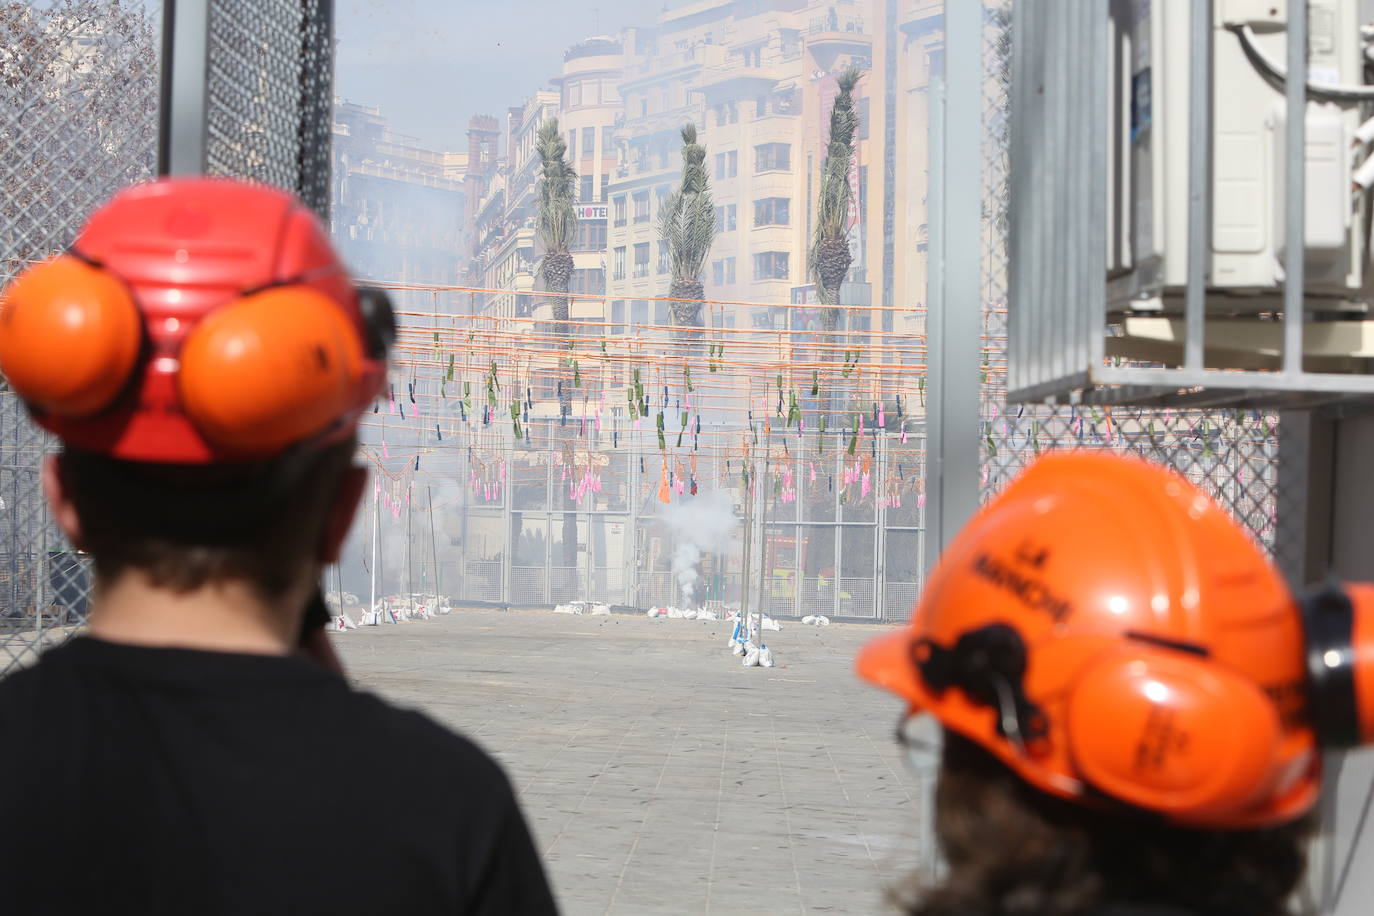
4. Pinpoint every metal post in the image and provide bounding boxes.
[428,485,441,599]
[369,479,378,617]
[922,2,983,575]
[35,476,46,645]
[740,460,753,621]
[1183,0,1212,371]
[406,484,413,603]
[1282,0,1306,373]
[756,431,771,641]
[158,0,211,176]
